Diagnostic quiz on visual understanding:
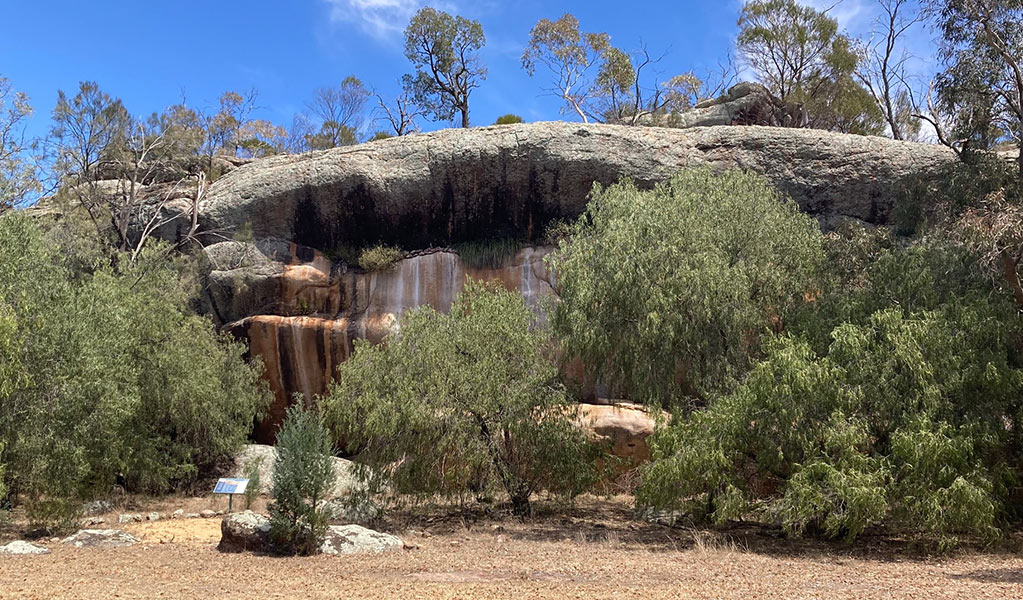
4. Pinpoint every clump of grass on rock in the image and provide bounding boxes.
[358,245,404,271]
